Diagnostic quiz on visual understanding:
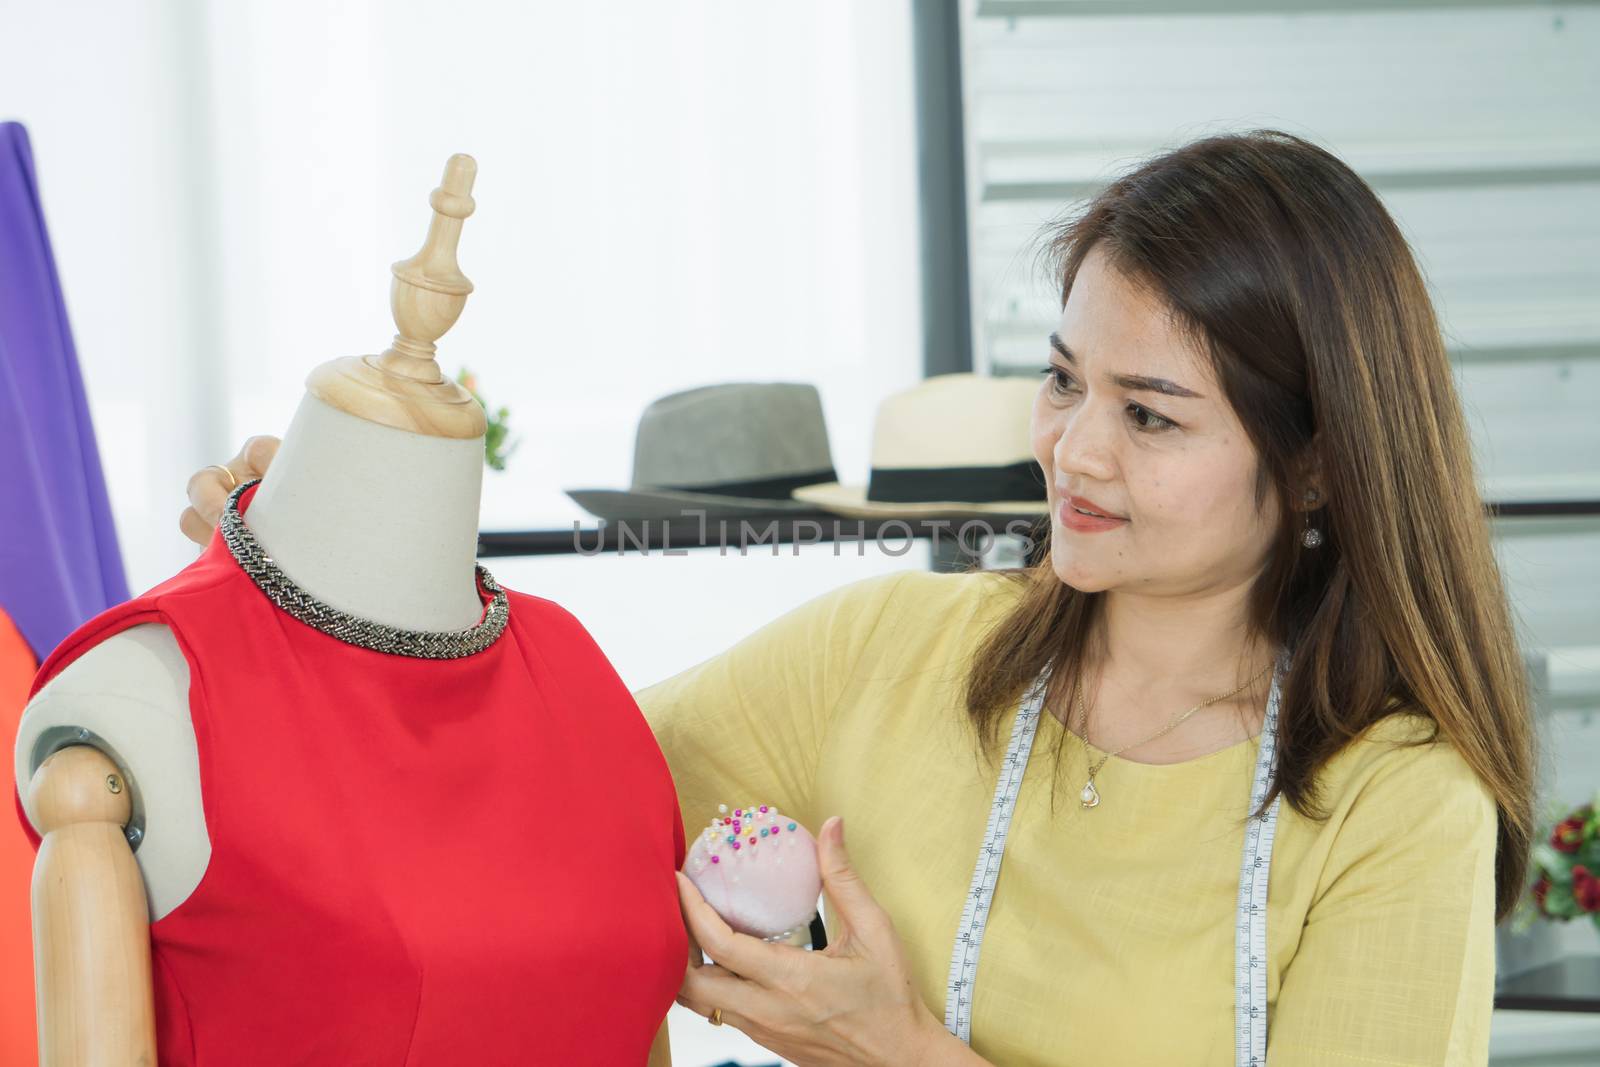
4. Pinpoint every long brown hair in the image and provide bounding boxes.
[965,129,1536,922]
